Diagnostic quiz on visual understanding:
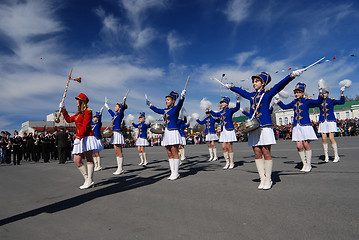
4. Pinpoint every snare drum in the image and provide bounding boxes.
[240,119,260,133]
[102,129,113,138]
[150,122,165,134]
